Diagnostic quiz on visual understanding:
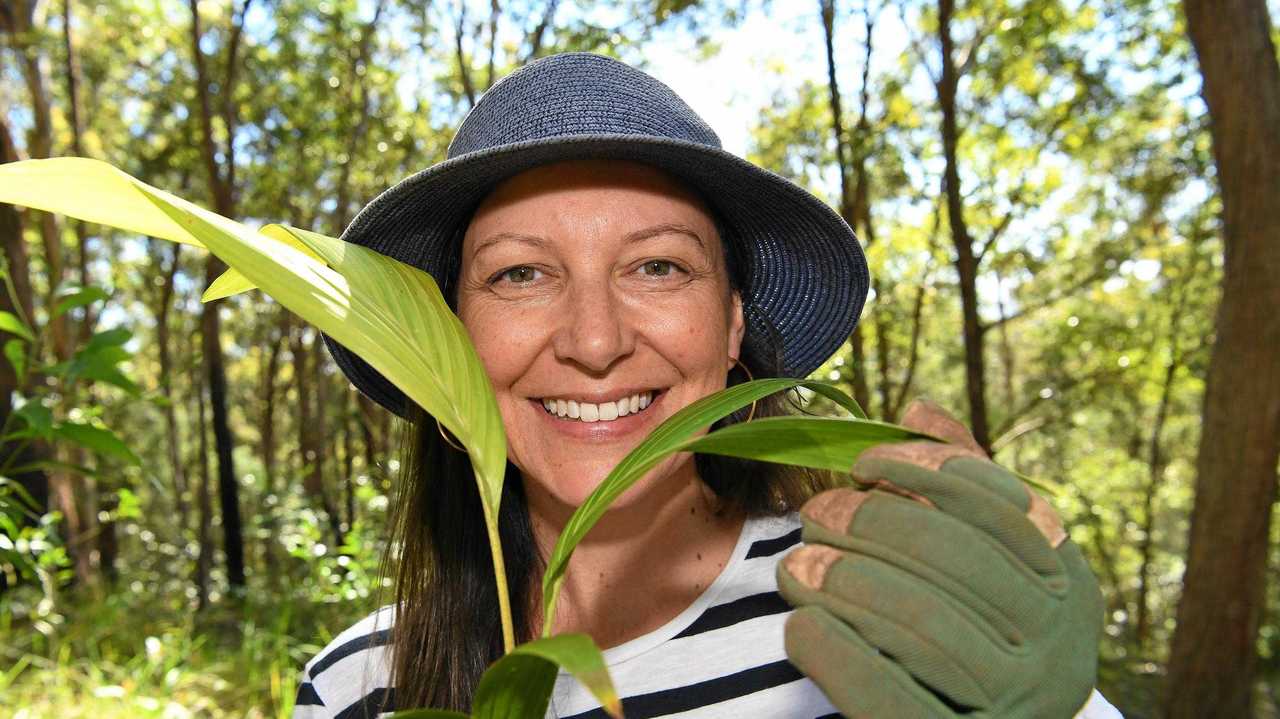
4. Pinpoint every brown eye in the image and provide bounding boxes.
[641,260,675,277]
[497,266,541,284]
